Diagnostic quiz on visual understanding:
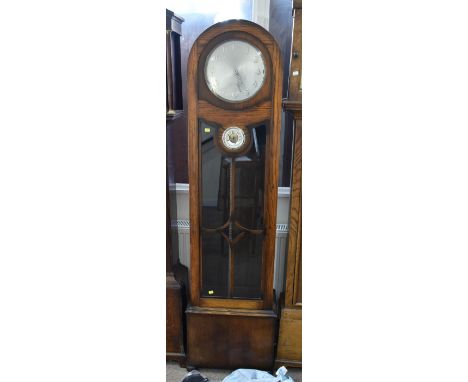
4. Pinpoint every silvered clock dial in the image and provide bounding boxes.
[221,126,245,150]
[204,40,266,102]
